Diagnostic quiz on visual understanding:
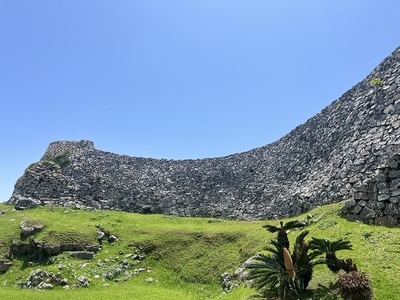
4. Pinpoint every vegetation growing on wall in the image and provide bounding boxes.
[369,77,383,86]
[26,151,71,171]
[47,151,71,168]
